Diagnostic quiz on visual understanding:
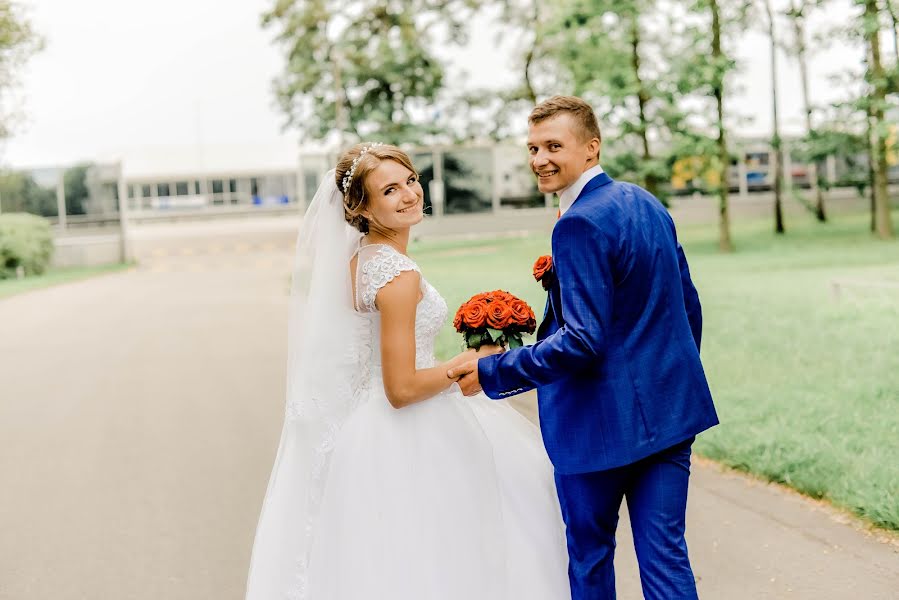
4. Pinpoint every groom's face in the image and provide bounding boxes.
[527,113,600,194]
